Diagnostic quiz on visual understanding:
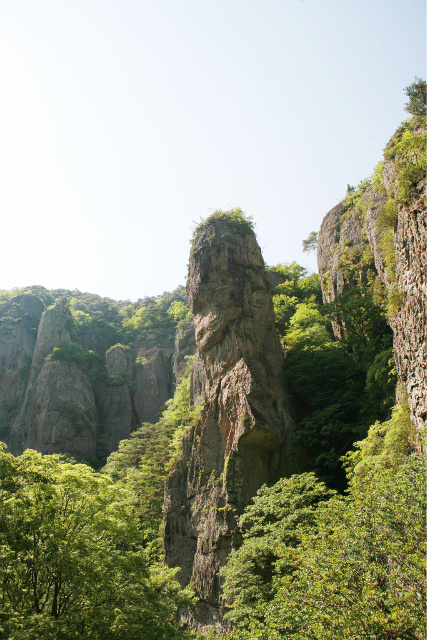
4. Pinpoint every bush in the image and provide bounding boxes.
[191,208,255,245]
[46,342,99,372]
